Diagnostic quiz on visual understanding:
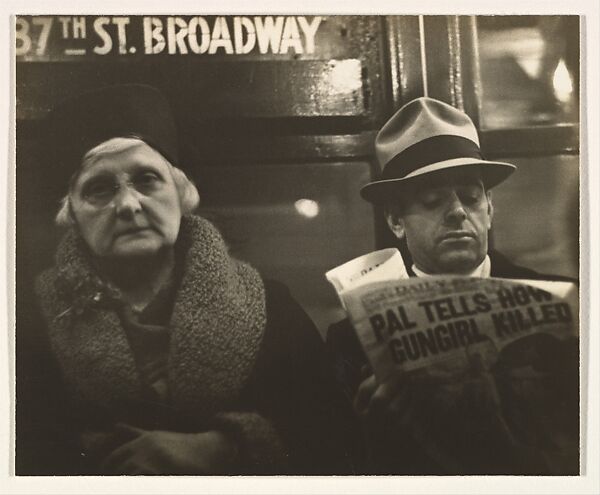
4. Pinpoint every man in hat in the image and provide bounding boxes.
[359,96,573,280]
[327,97,579,474]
